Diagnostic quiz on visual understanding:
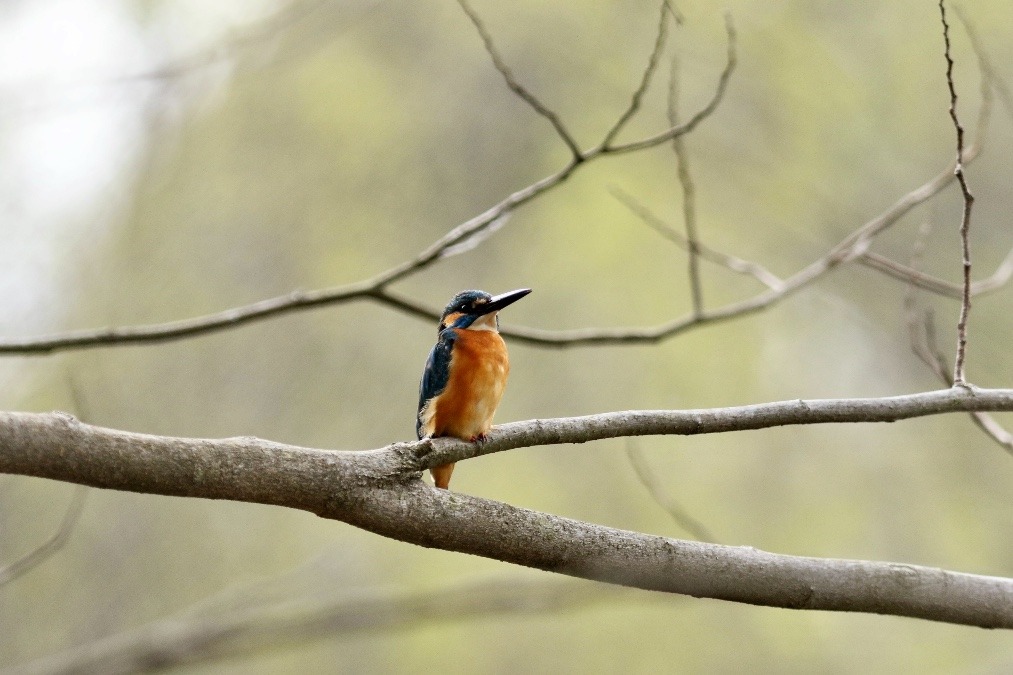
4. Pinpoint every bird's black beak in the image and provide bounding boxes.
[477,288,532,315]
